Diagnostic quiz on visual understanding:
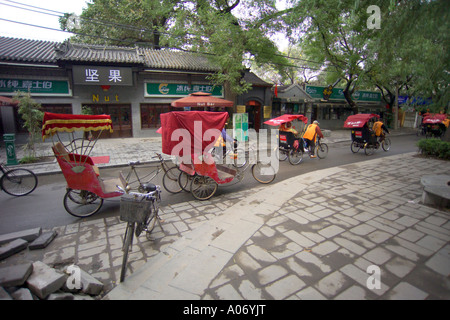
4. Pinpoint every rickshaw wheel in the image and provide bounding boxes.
[162,166,182,194]
[190,175,218,201]
[288,149,303,165]
[178,171,192,192]
[351,141,361,153]
[252,161,276,184]
[63,189,103,217]
[364,143,375,156]
[382,138,391,151]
